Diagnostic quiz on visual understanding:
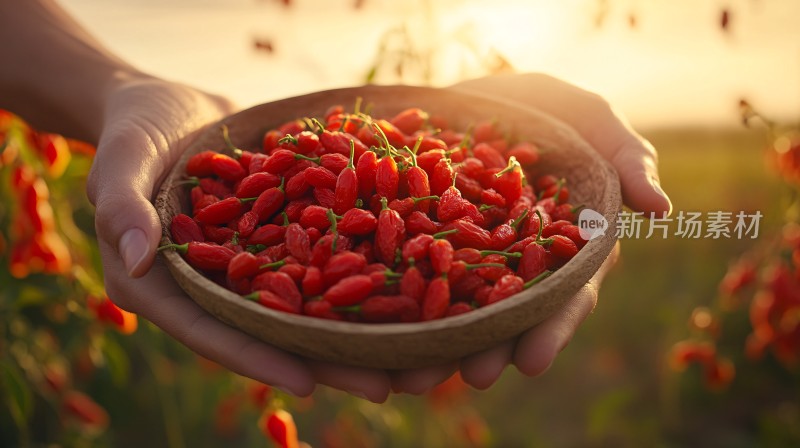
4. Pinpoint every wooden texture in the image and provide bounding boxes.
[154,85,621,369]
